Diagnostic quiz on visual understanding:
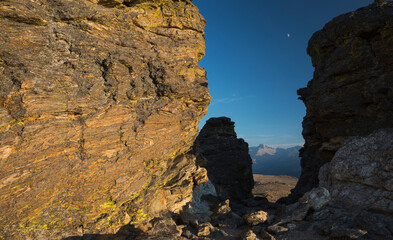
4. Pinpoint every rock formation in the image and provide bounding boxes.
[195,117,254,201]
[290,1,393,200]
[0,0,210,238]
[319,128,393,213]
